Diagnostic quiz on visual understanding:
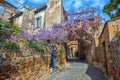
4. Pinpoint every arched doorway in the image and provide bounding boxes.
[67,41,79,59]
